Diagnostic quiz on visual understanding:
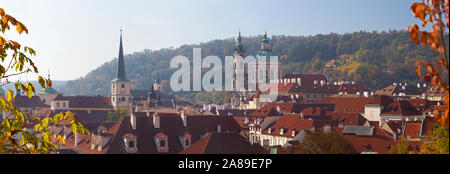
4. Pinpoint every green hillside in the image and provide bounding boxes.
[59,30,444,102]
